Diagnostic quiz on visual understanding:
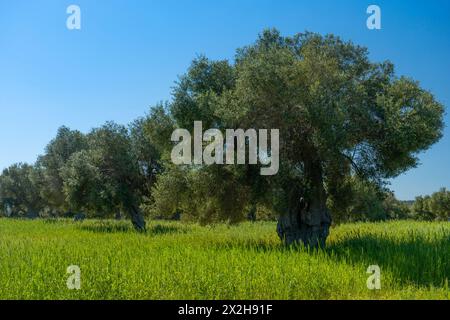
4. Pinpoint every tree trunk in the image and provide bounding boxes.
[26,210,39,220]
[277,159,332,248]
[129,205,146,232]
[247,205,257,222]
